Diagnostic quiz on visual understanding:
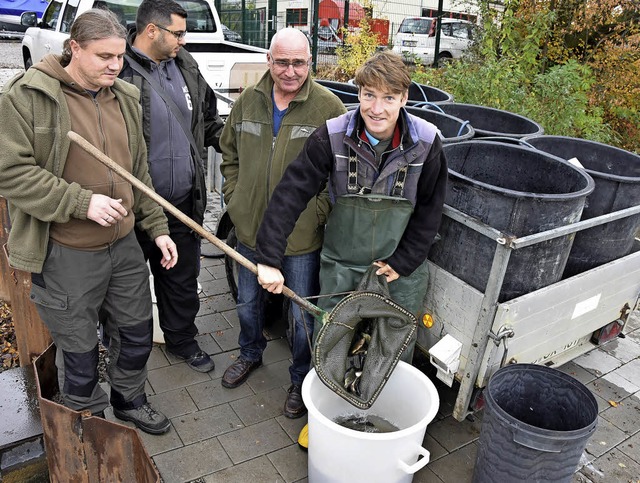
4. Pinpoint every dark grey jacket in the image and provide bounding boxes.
[120,31,224,224]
